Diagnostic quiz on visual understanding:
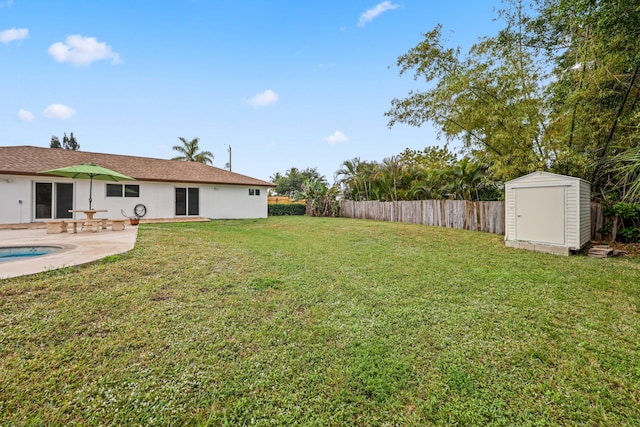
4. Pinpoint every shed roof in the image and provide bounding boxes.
[0,146,274,187]
[505,171,589,185]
